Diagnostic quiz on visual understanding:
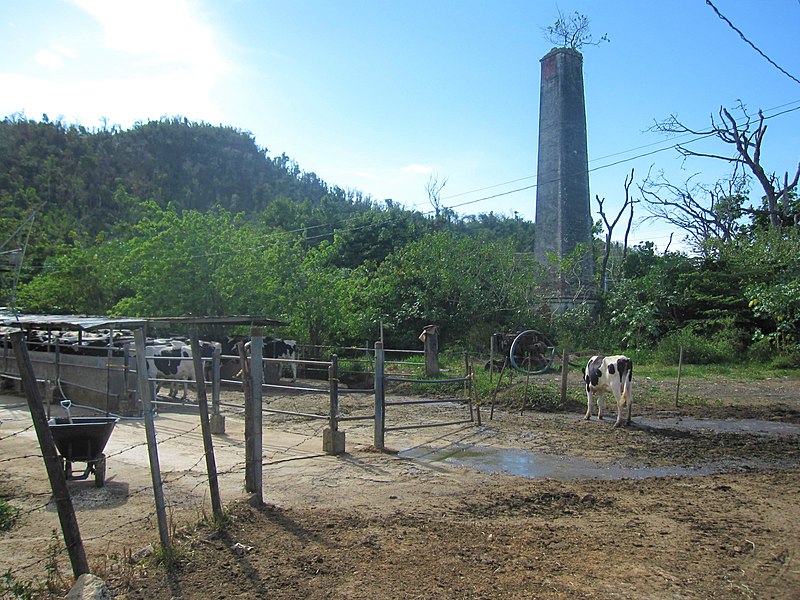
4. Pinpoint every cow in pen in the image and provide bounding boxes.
[242,338,298,383]
[146,339,221,400]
